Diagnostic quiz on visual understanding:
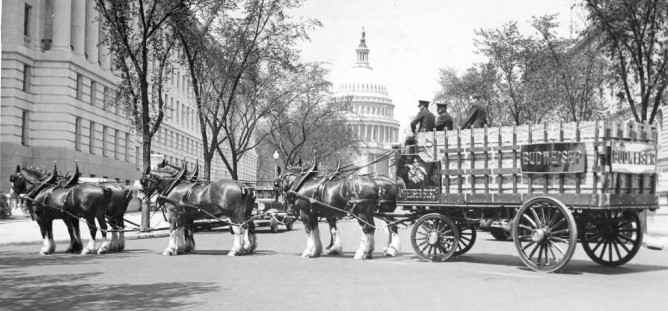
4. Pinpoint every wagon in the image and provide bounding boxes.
[386,120,659,272]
